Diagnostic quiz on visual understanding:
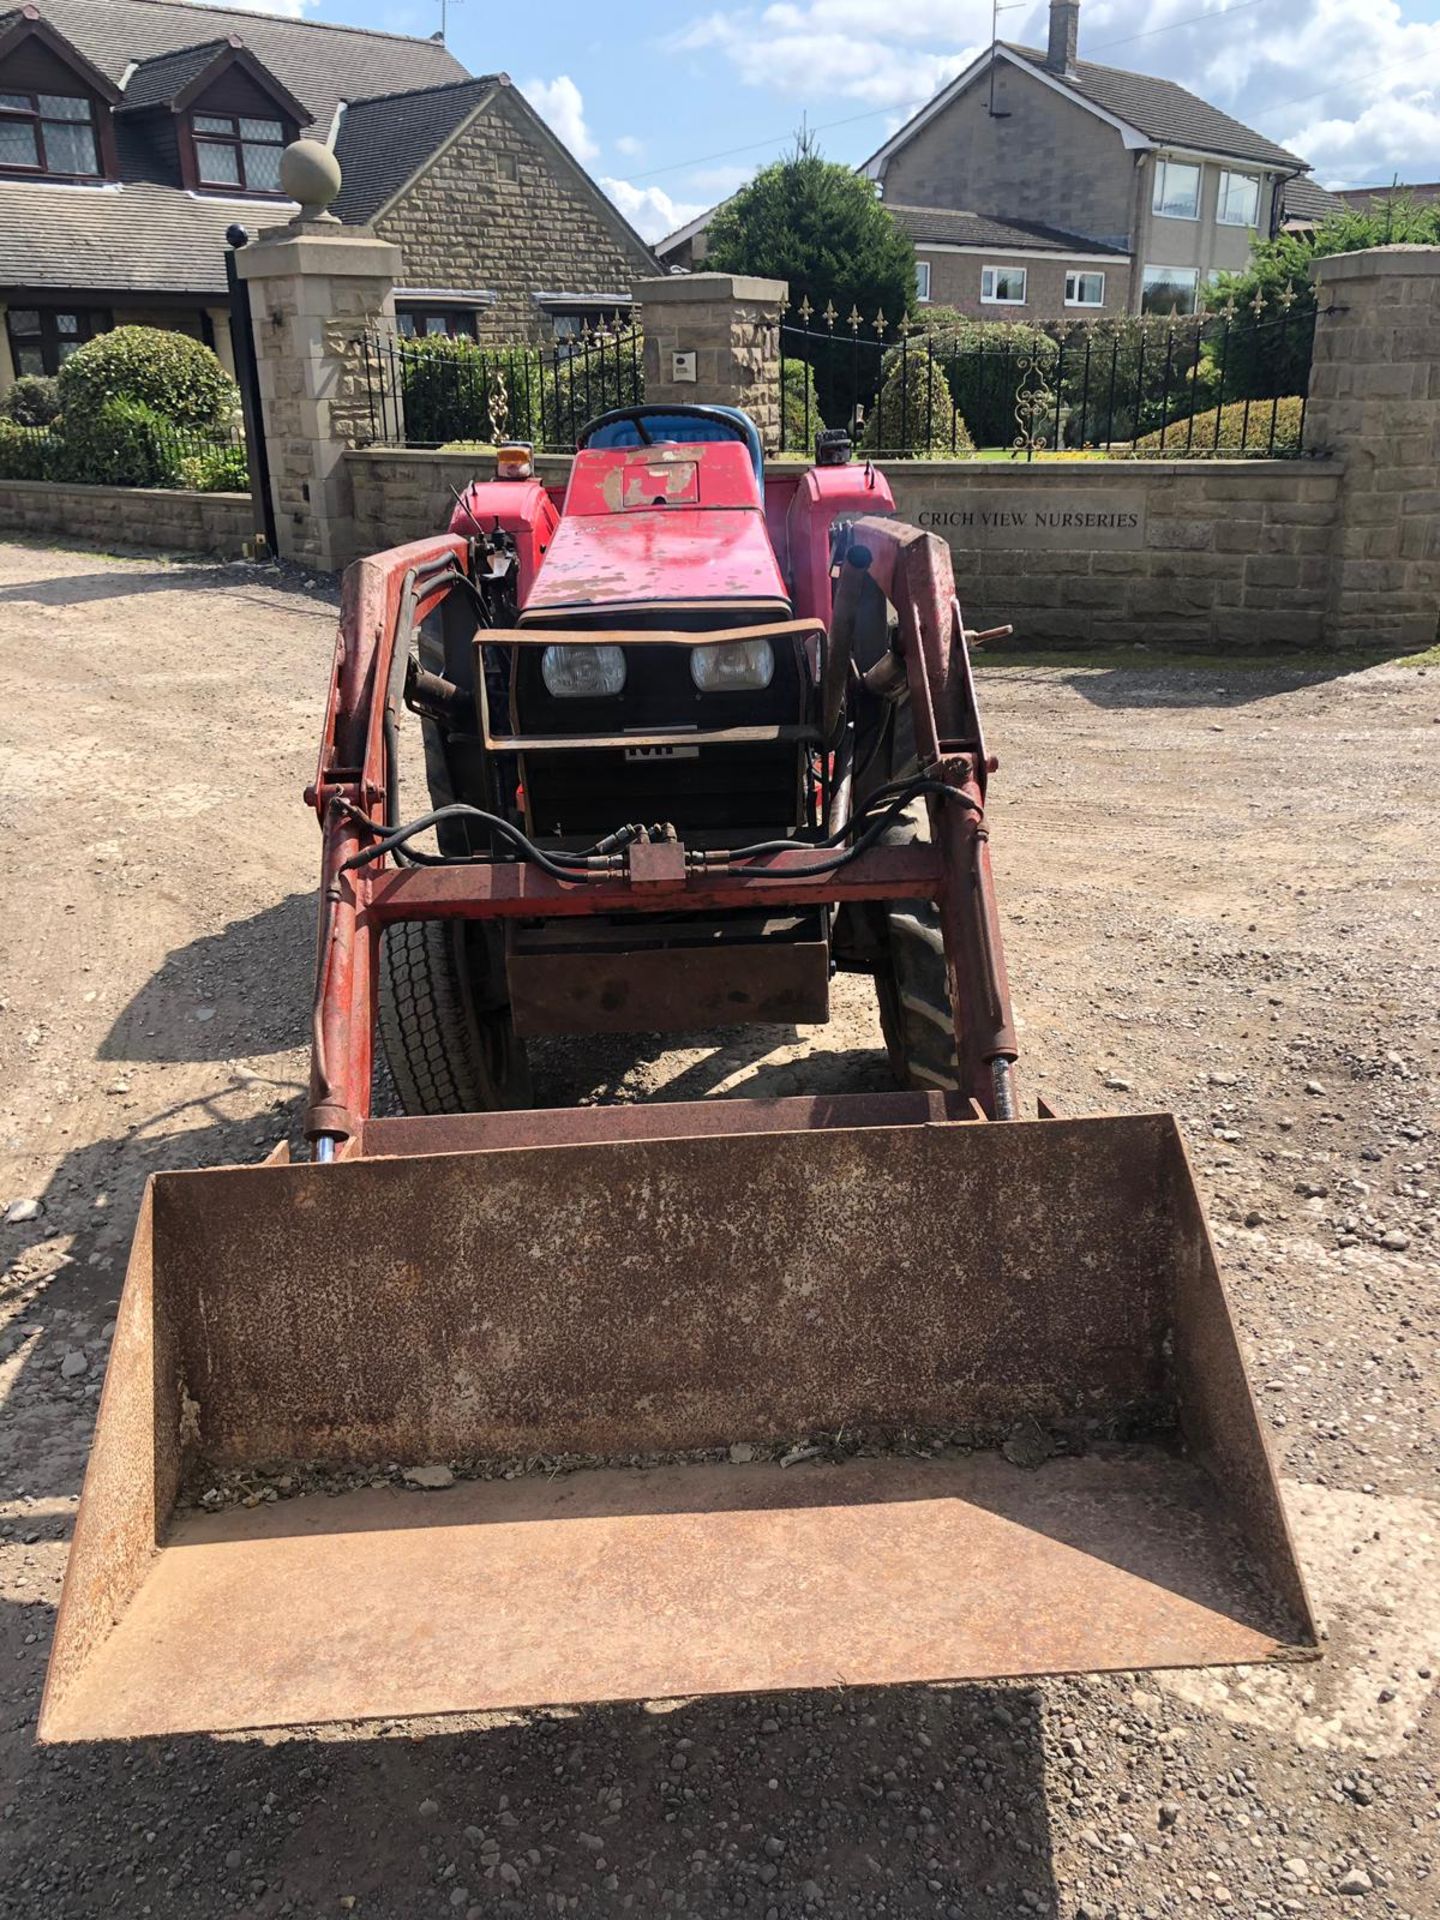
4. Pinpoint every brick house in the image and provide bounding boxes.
[660,0,1317,324]
[0,0,655,393]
